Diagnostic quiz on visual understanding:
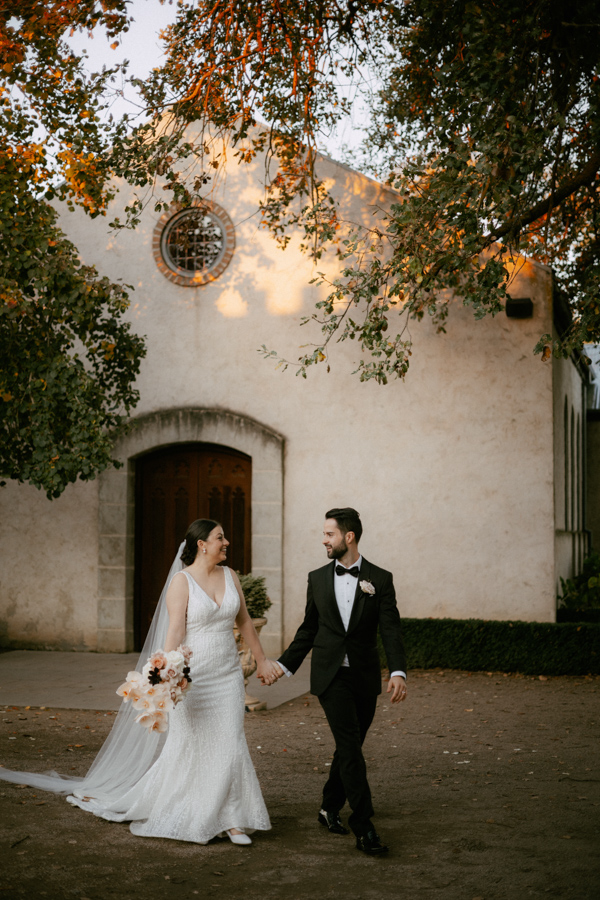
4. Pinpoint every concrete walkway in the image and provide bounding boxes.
[0,650,311,711]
